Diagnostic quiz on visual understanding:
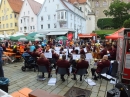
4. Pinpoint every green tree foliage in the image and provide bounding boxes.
[97,18,114,29]
[103,0,130,28]
[123,18,130,28]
